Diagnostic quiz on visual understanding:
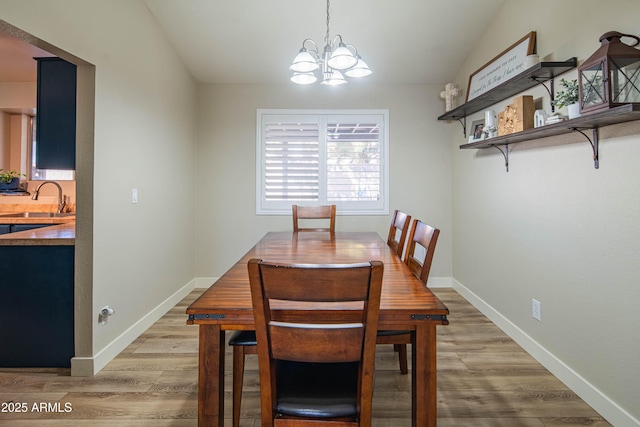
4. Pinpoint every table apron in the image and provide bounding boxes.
[188,315,448,327]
